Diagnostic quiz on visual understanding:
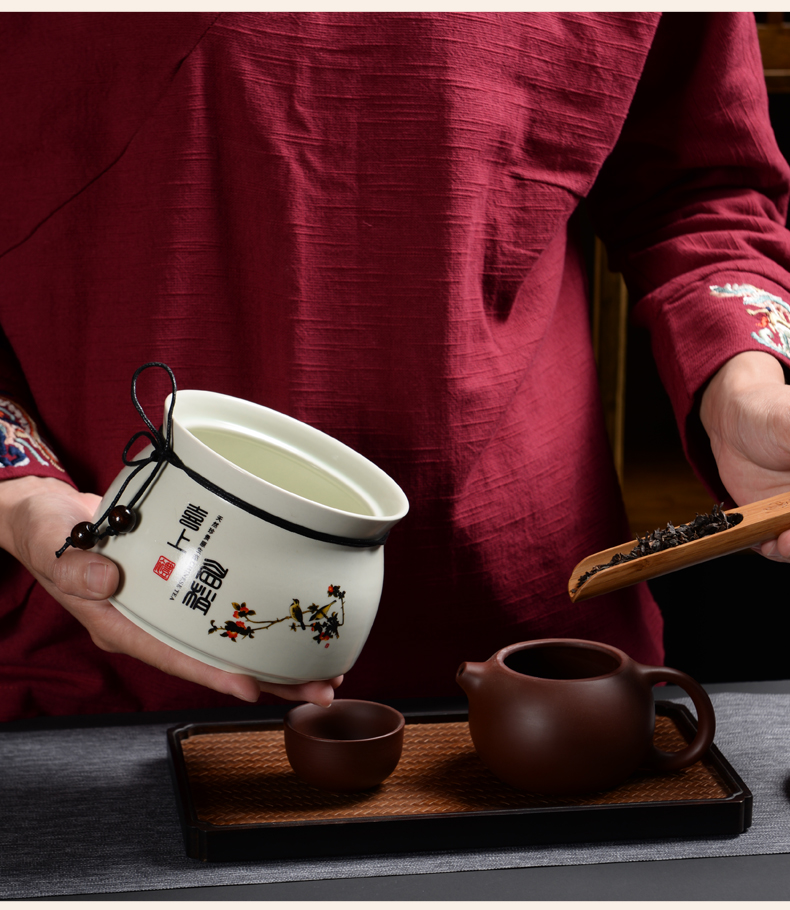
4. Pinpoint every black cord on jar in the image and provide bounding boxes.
[55,362,177,558]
